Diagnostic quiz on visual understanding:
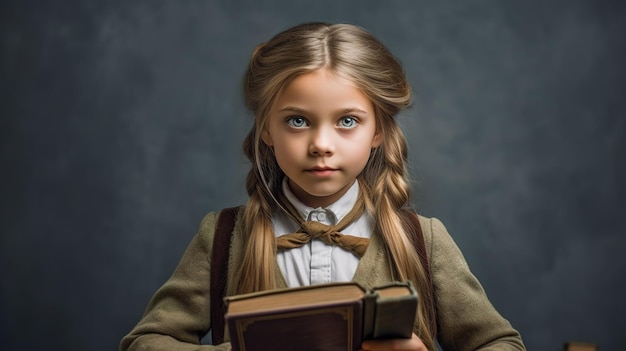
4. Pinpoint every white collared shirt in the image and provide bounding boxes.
[273,179,374,287]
